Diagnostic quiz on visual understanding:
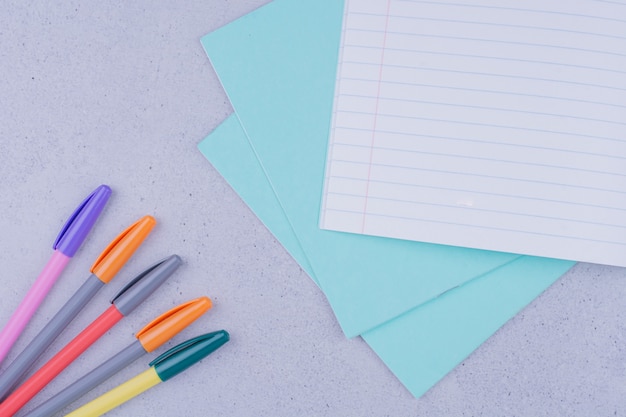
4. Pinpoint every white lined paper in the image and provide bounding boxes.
[320,0,626,267]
